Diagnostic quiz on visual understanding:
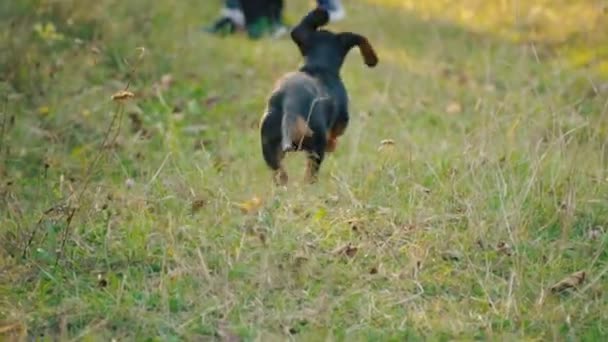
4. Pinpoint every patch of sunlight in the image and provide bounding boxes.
[598,60,608,78]
[367,0,608,77]
[367,0,602,43]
